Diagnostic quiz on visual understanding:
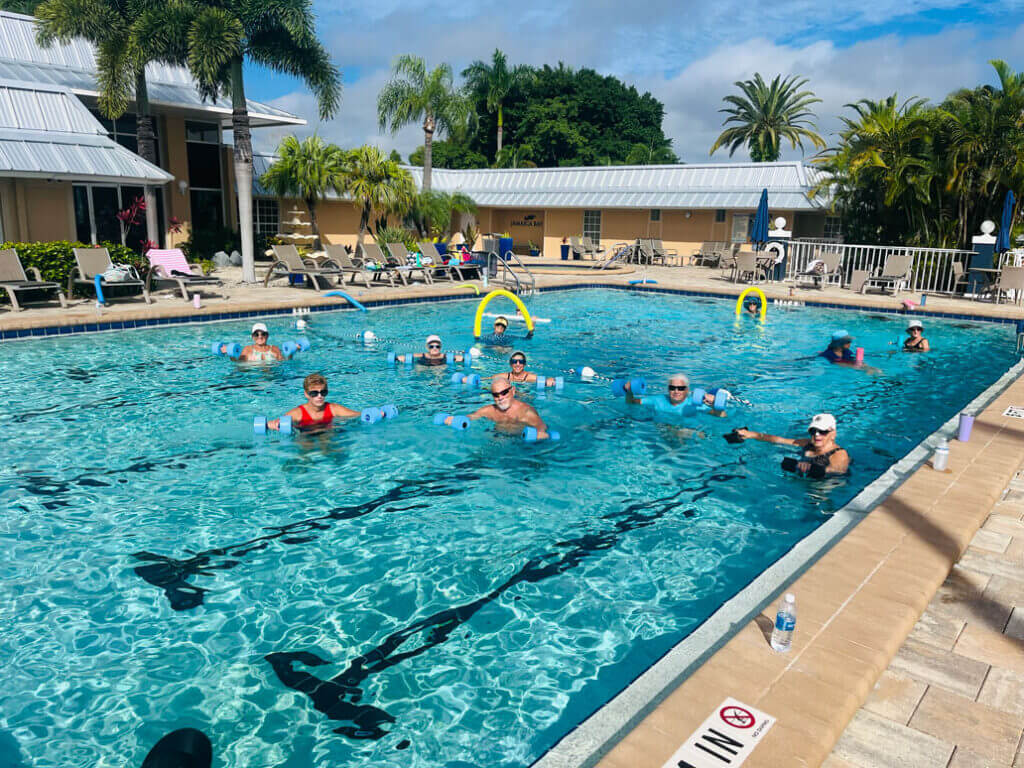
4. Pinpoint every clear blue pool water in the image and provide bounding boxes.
[0,288,1017,768]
